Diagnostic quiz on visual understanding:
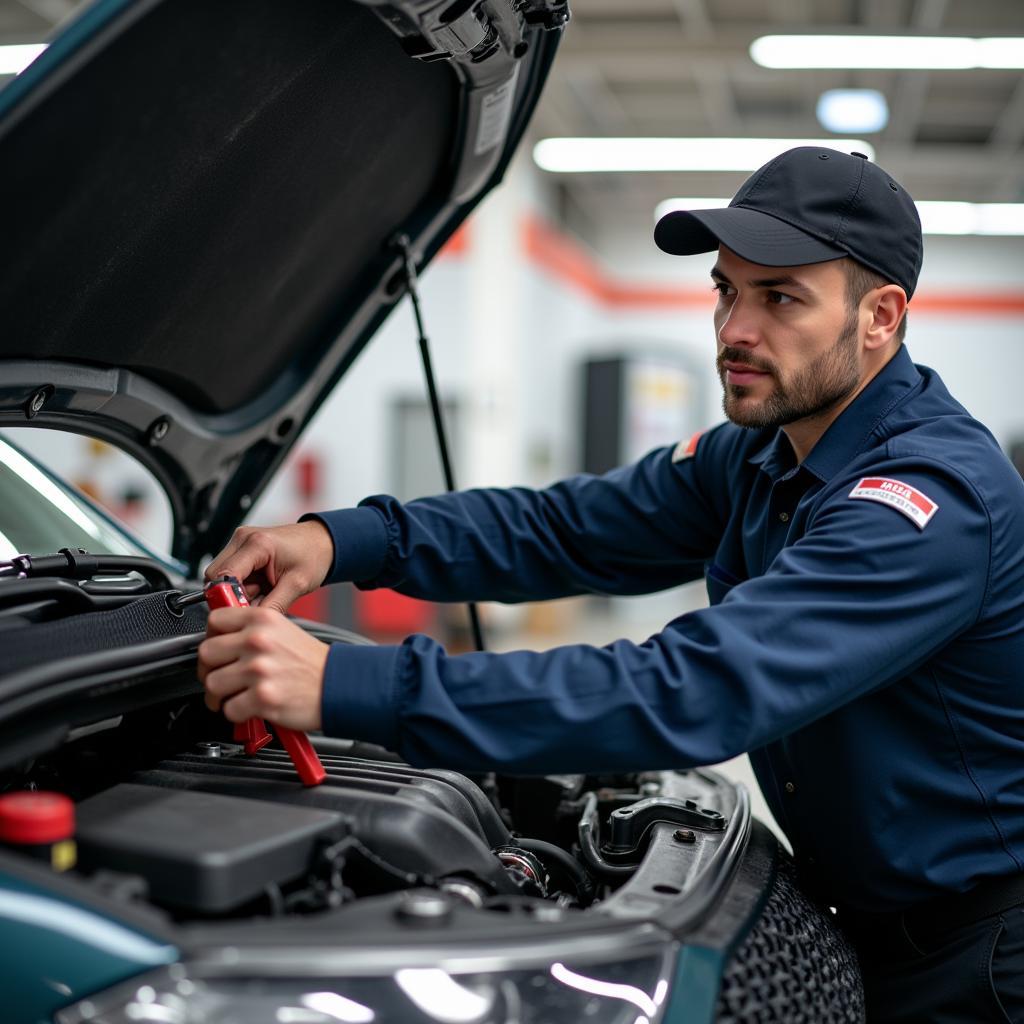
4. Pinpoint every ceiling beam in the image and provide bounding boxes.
[990,75,1024,149]
[692,64,742,136]
[769,0,815,21]
[14,0,79,28]
[863,0,905,29]
[886,0,949,143]
[987,76,1024,199]
[669,0,713,42]
[564,66,631,135]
